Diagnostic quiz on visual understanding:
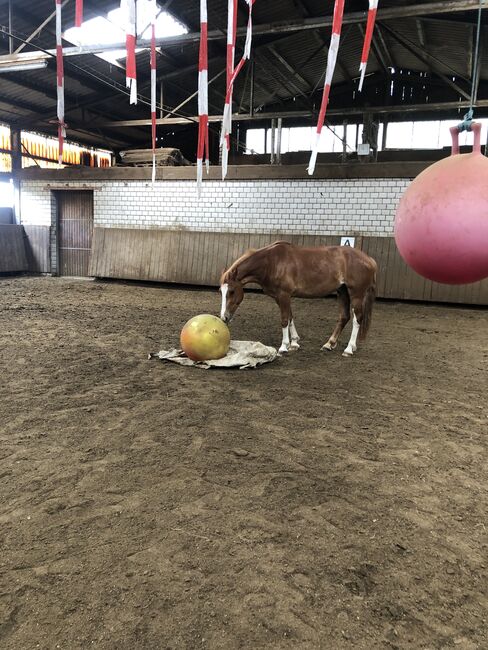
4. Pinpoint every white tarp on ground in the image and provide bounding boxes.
[149,340,278,370]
